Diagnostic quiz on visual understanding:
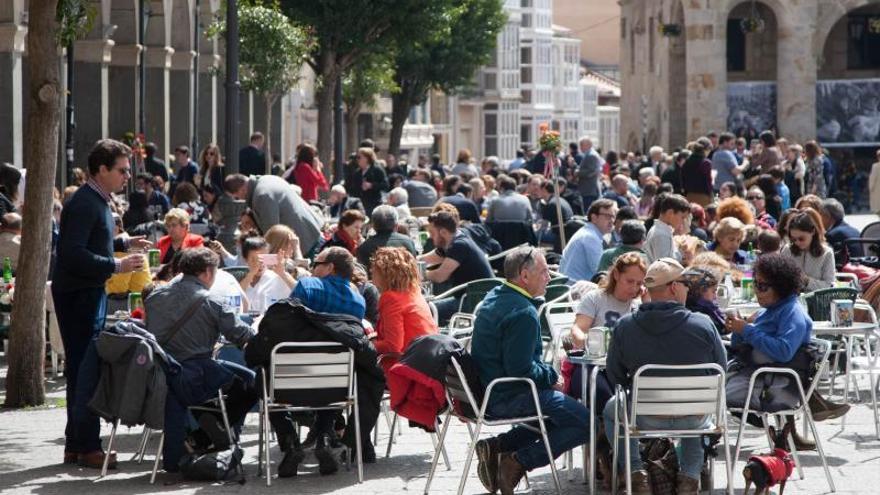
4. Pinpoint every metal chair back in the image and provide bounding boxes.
[268,342,355,407]
[862,221,880,240]
[458,278,504,314]
[804,287,858,322]
[629,363,726,426]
